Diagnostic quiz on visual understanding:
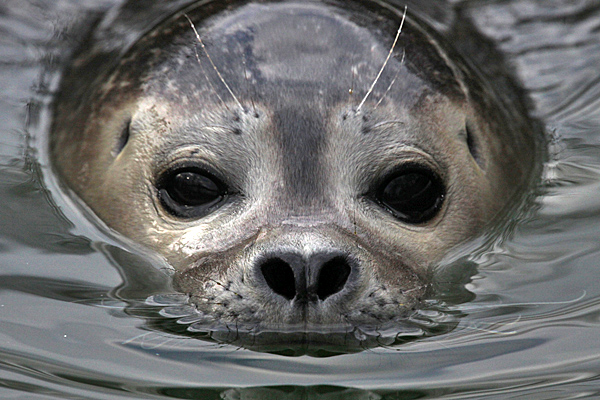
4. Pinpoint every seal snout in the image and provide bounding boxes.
[257,251,354,303]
